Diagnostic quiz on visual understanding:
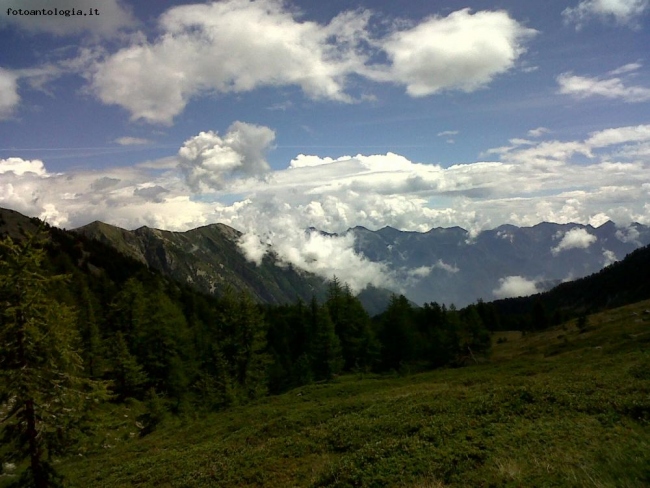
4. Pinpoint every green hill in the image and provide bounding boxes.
[48,299,650,487]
